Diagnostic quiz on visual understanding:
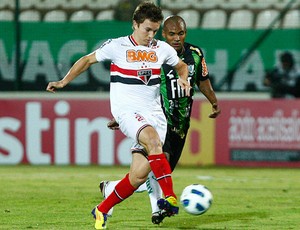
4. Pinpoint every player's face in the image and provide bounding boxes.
[281,61,292,71]
[163,21,186,53]
[133,19,161,46]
